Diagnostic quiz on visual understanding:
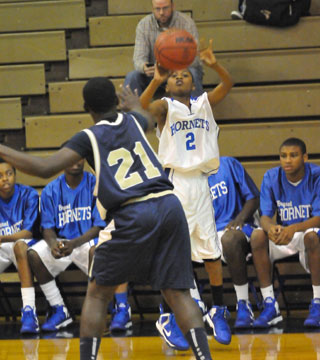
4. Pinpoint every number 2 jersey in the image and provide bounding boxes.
[65,112,173,216]
[260,162,320,226]
[158,92,220,174]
